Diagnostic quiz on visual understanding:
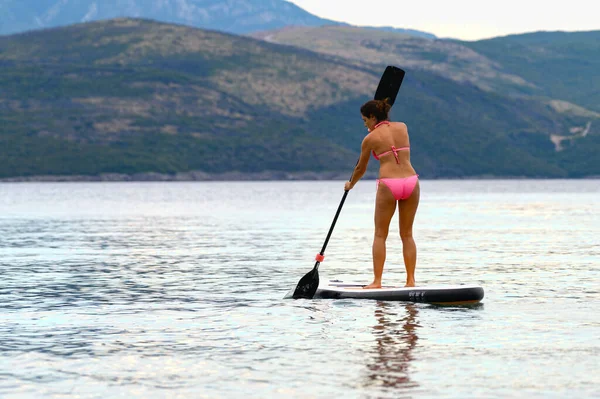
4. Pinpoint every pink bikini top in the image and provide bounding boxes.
[369,121,410,164]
